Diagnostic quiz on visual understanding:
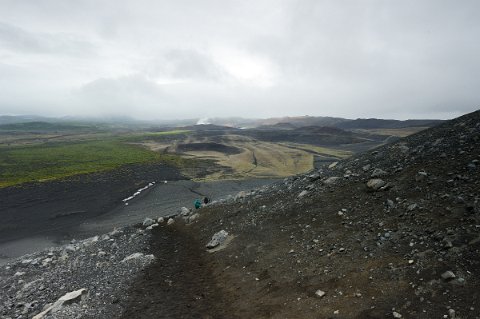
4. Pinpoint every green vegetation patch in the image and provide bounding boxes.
[0,140,165,187]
